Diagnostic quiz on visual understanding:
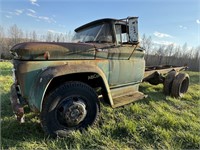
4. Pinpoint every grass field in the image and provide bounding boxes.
[1,61,200,149]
